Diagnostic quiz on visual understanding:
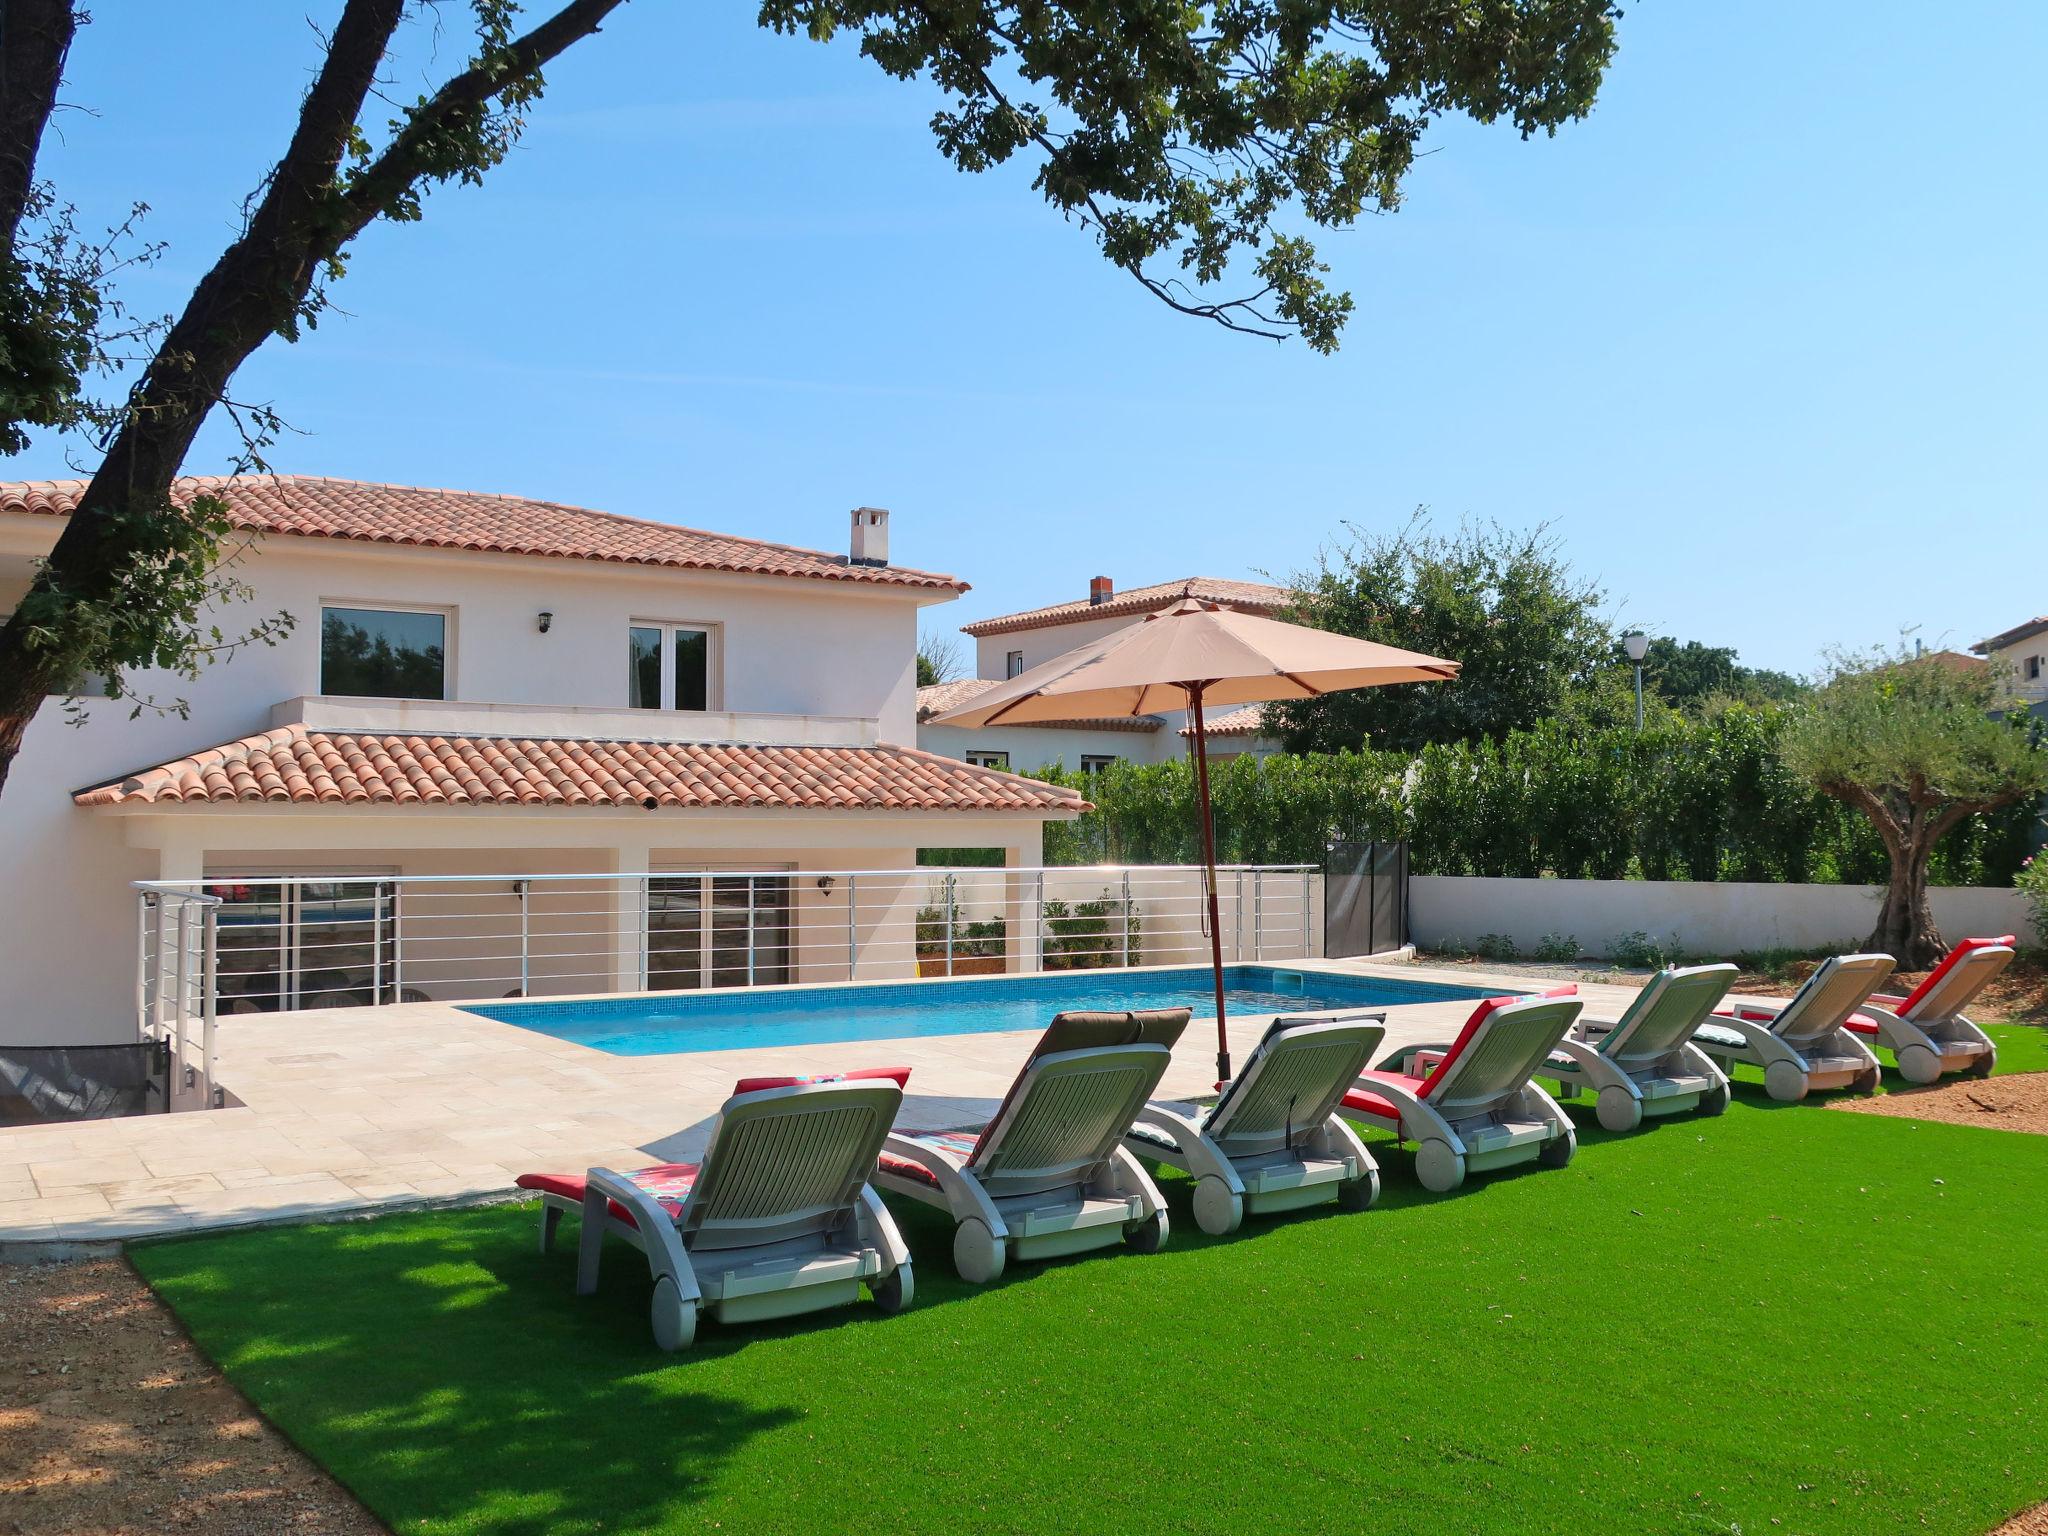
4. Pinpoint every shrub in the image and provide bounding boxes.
[1532,932,1579,962]
[1474,933,1519,962]
[2016,854,2048,954]
[1609,930,1680,969]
